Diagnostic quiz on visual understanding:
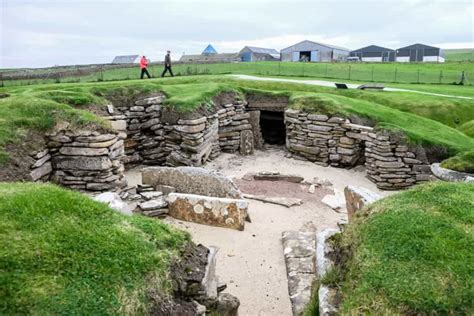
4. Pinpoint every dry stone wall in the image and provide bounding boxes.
[285,109,432,190]
[104,93,254,168]
[47,130,126,191]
